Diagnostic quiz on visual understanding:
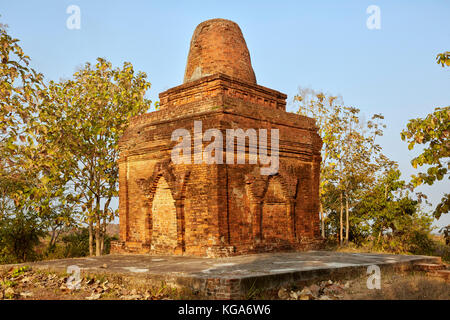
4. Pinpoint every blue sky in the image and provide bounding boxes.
[2,0,449,228]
